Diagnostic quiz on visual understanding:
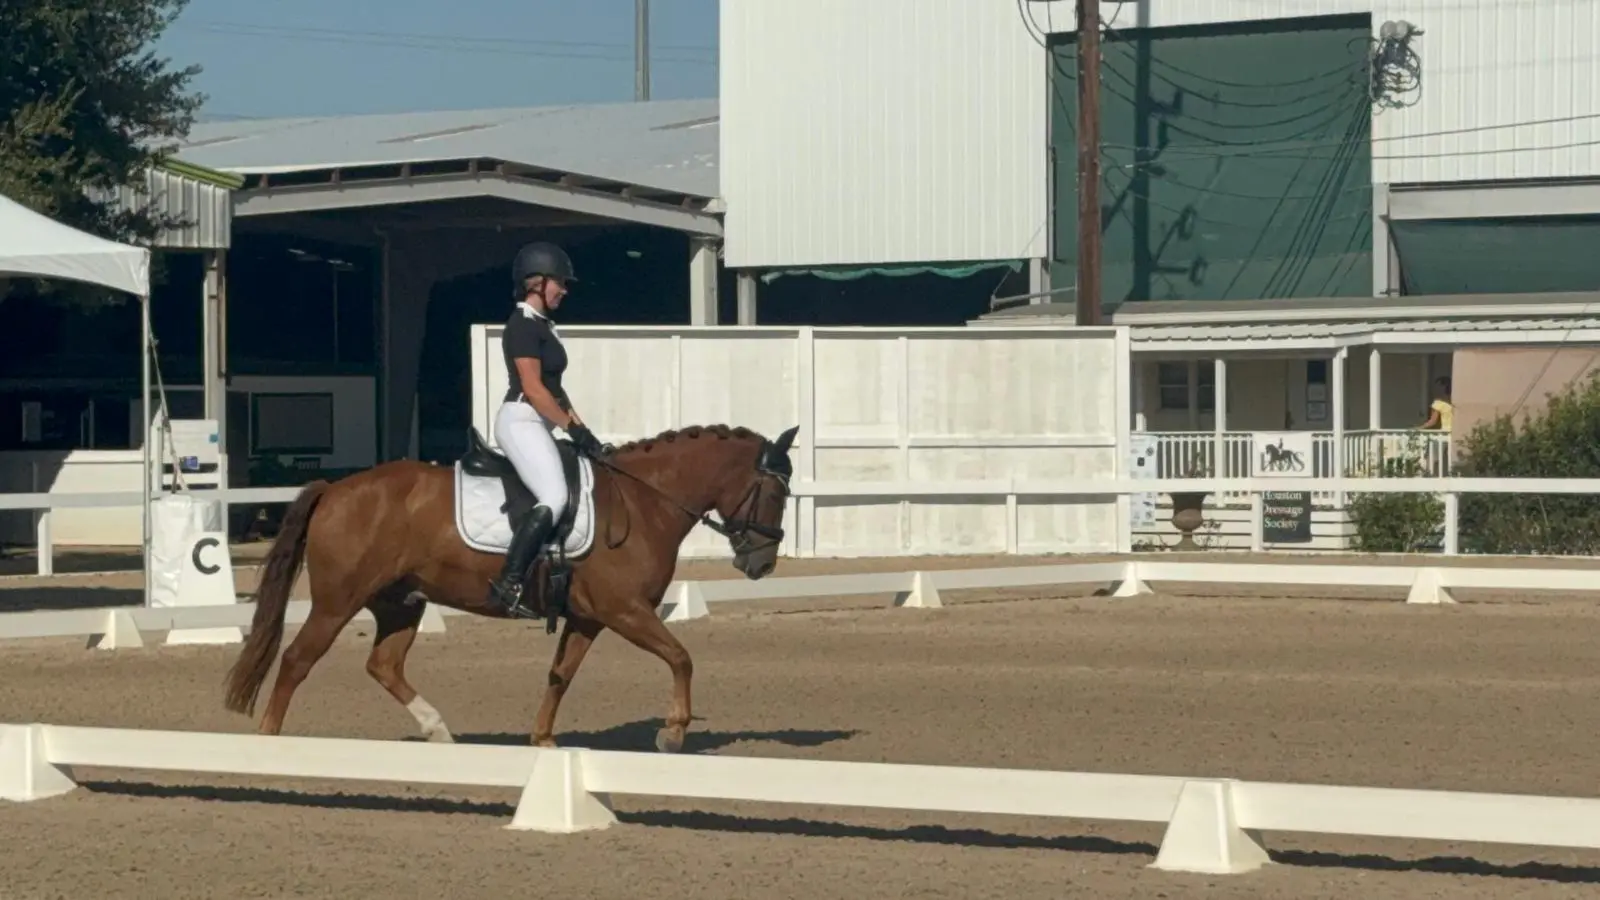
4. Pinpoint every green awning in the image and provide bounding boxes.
[760,259,1023,284]
[1390,216,1600,295]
